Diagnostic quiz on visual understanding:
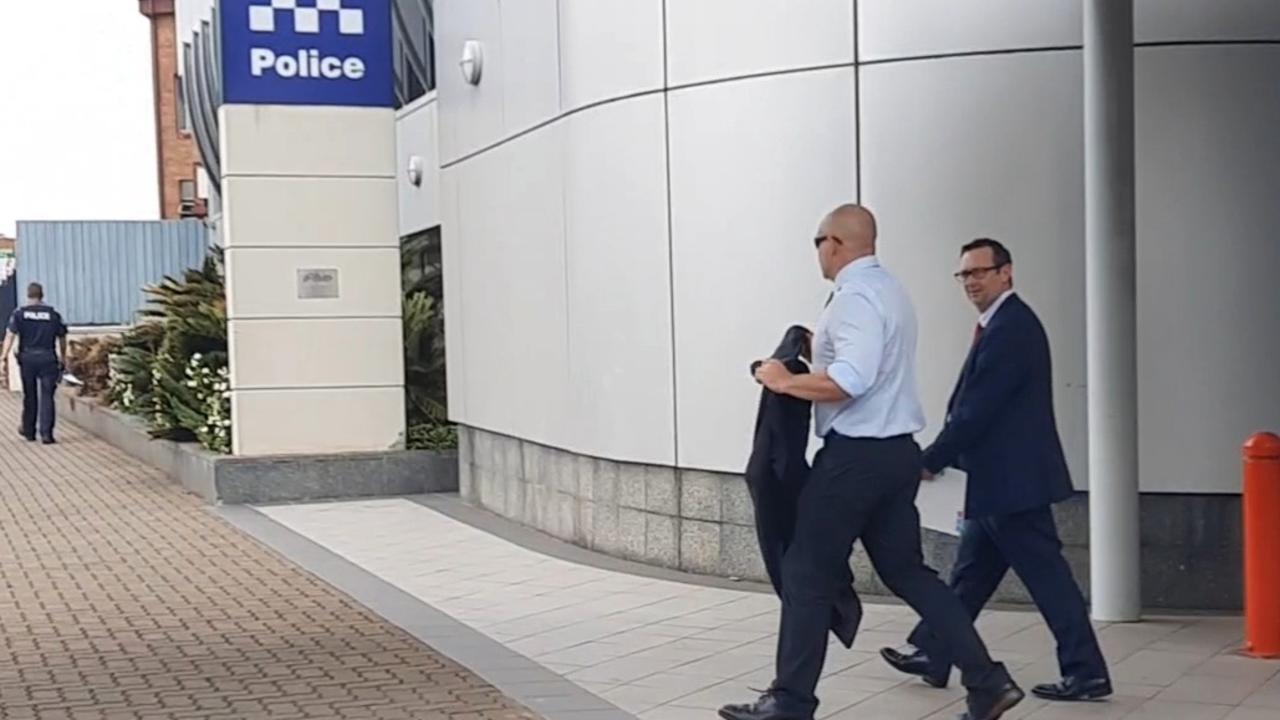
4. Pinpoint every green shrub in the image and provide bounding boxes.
[108,249,230,452]
[401,227,454,451]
